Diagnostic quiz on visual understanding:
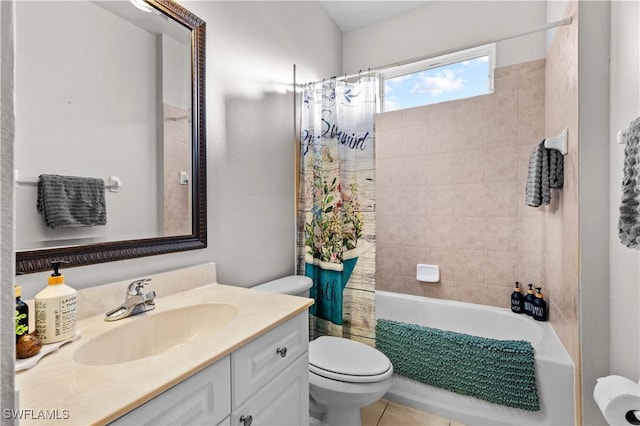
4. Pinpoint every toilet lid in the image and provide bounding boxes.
[309,336,393,383]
